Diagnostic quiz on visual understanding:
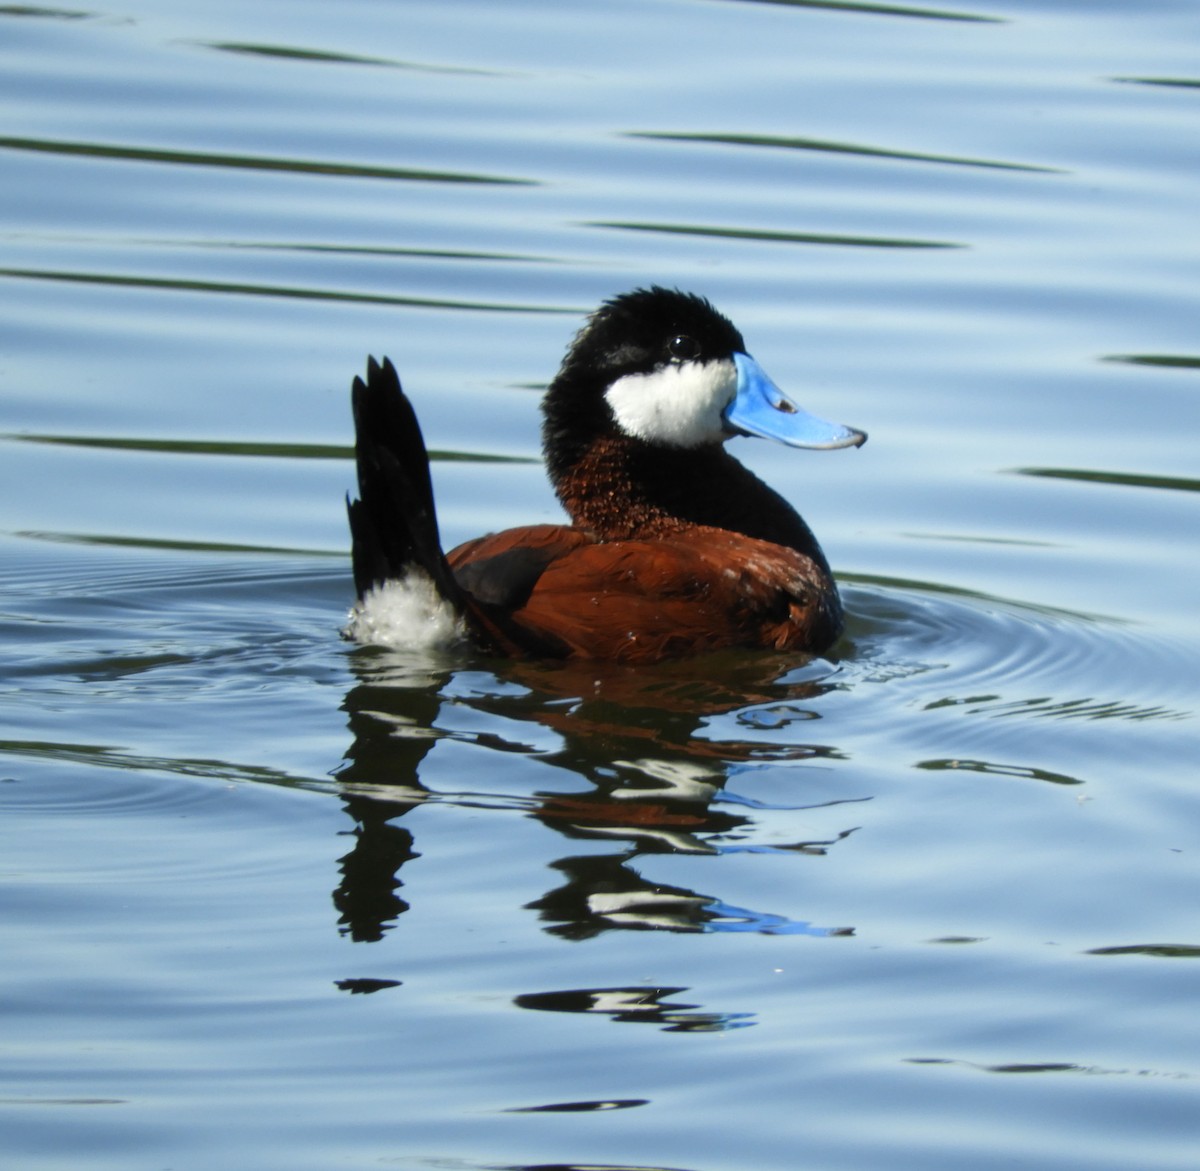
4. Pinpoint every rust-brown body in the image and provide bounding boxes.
[447,521,839,663]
